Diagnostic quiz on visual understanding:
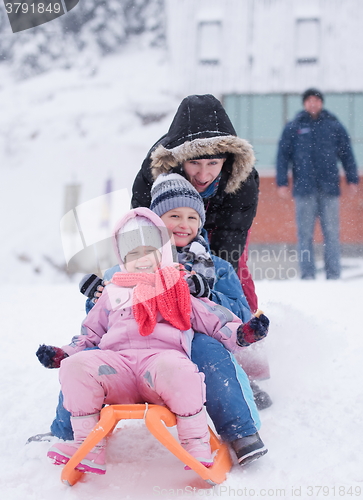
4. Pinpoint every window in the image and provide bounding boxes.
[197,21,222,65]
[296,18,320,64]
